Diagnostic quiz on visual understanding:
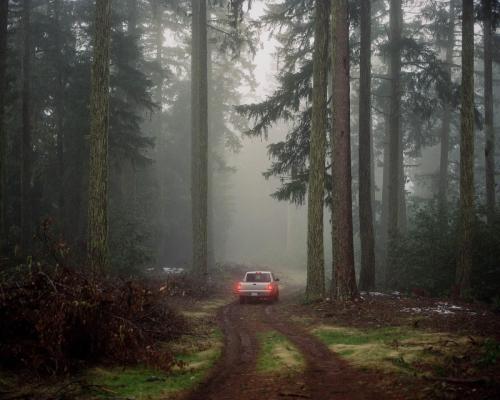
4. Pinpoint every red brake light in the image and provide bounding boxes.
[237,283,241,291]
[267,284,273,290]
